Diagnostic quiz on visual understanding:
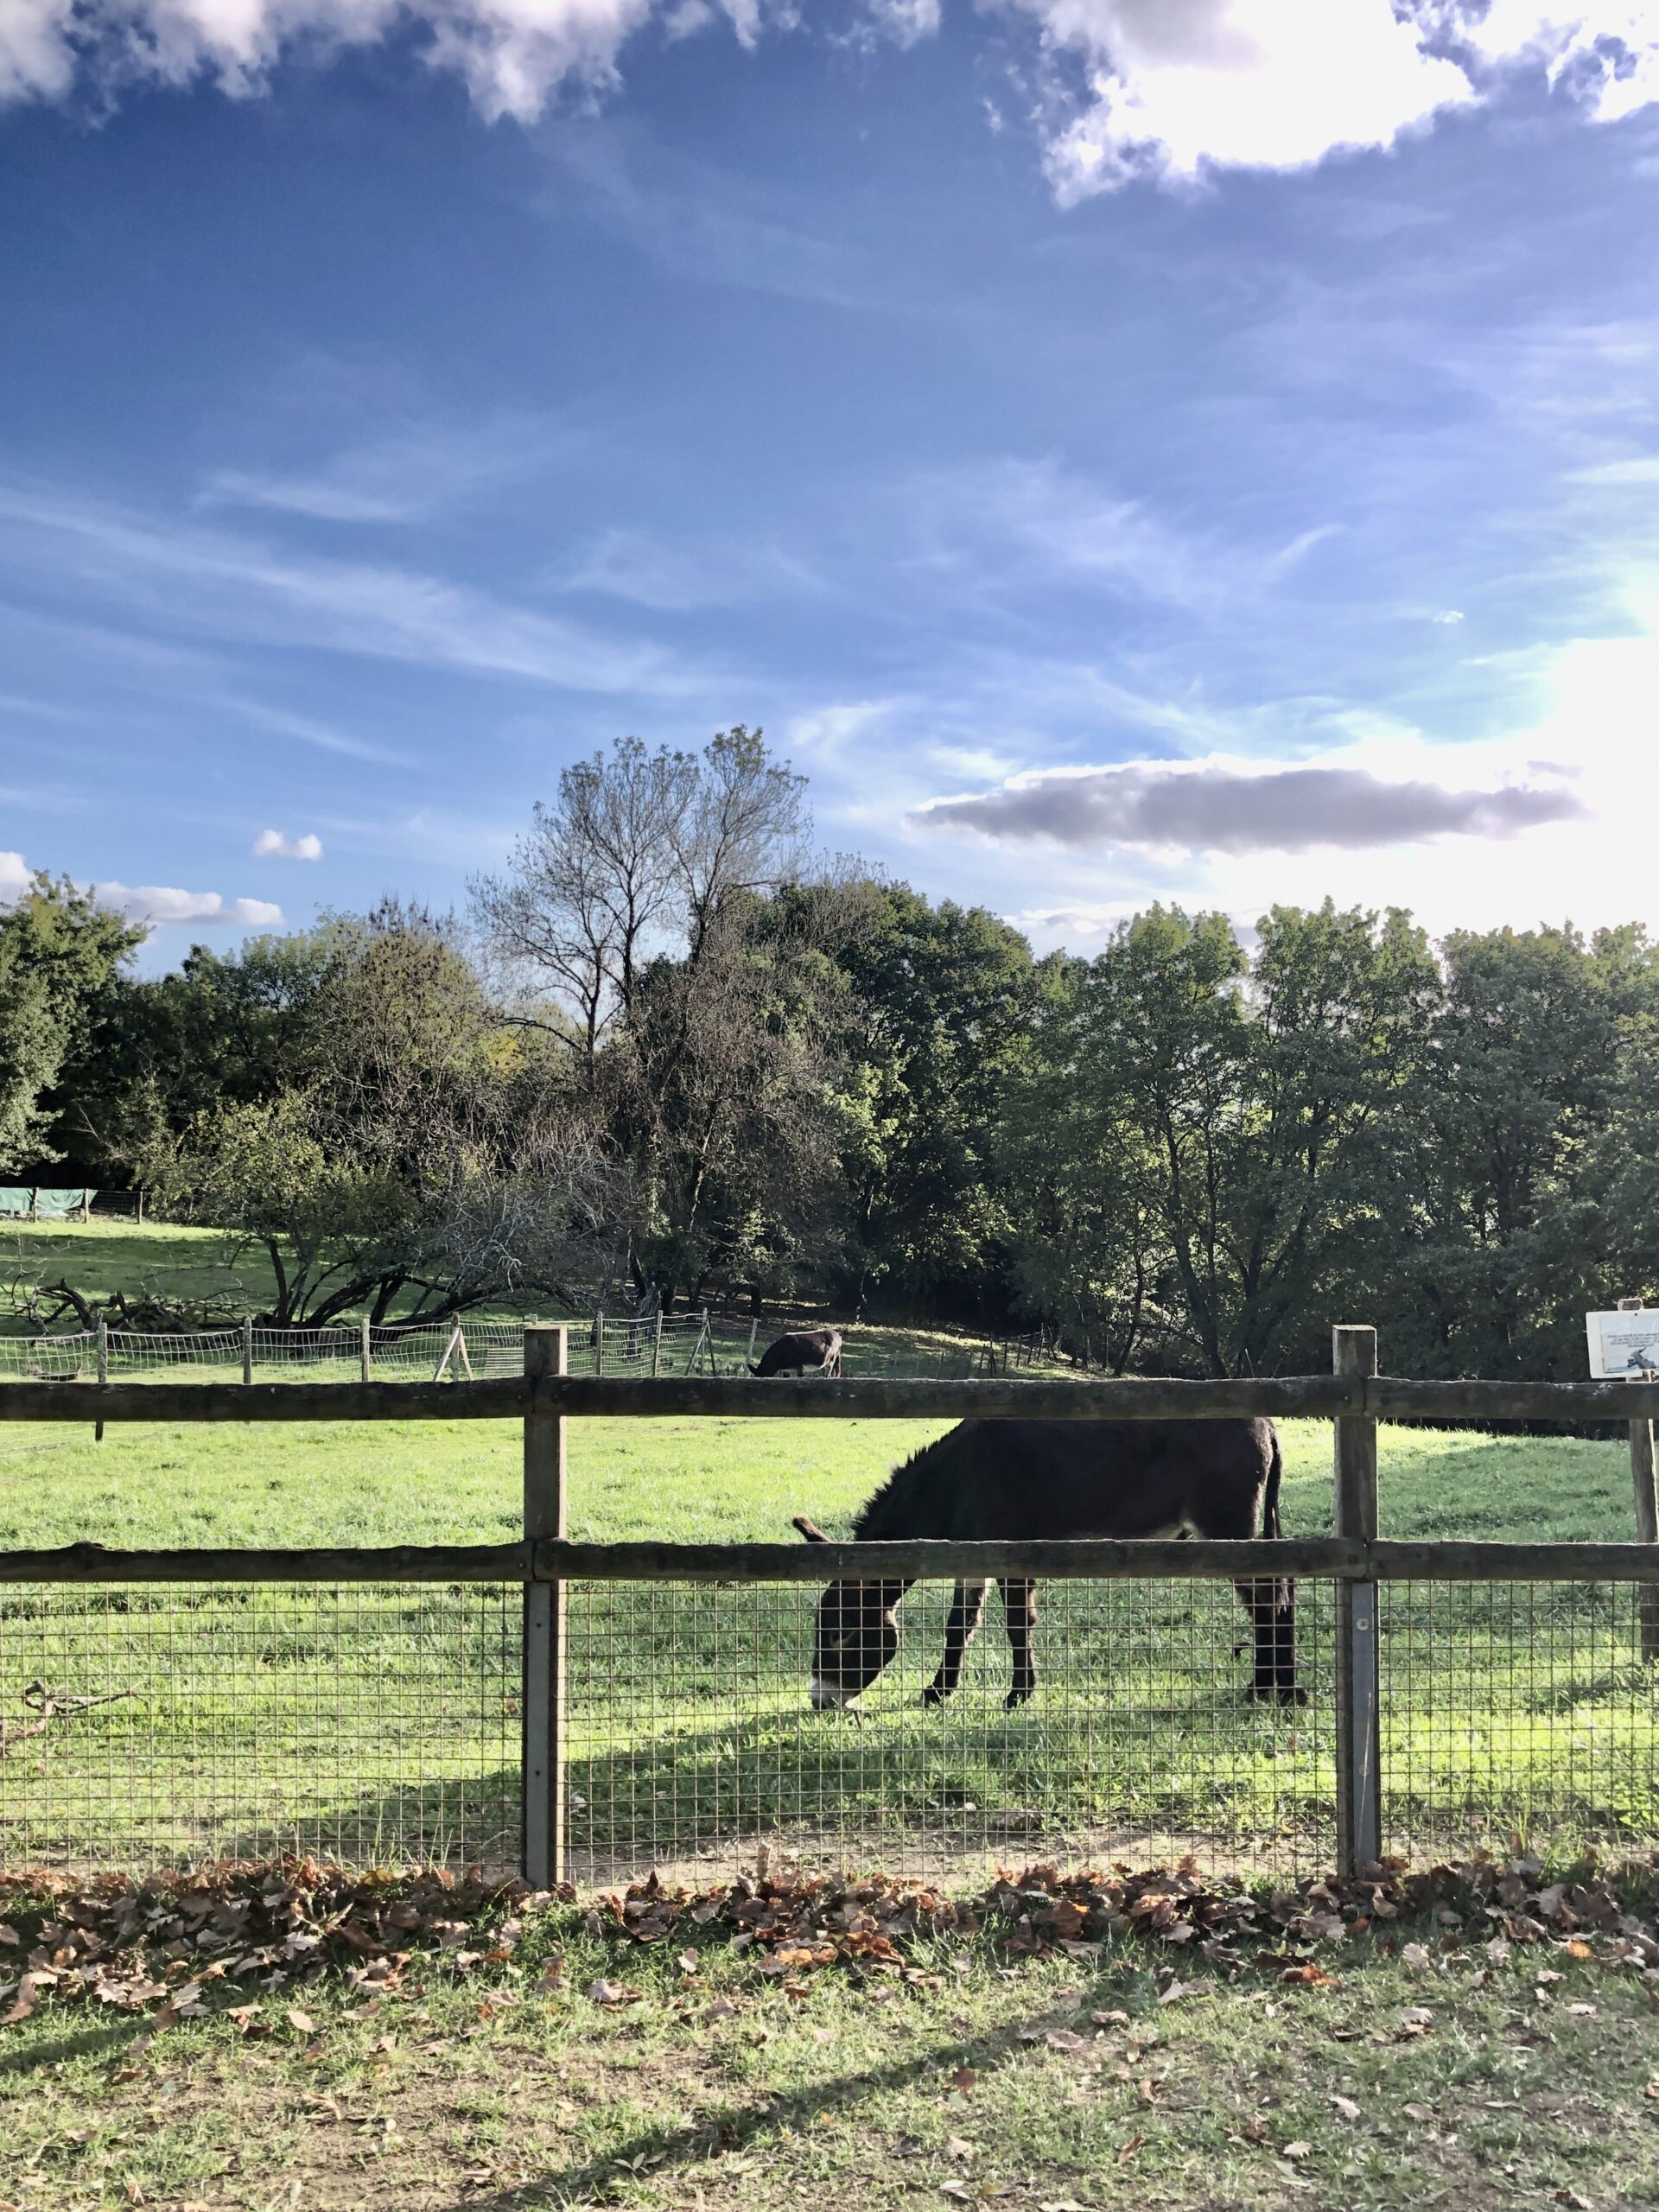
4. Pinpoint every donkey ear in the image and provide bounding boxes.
[792,1515,830,1544]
